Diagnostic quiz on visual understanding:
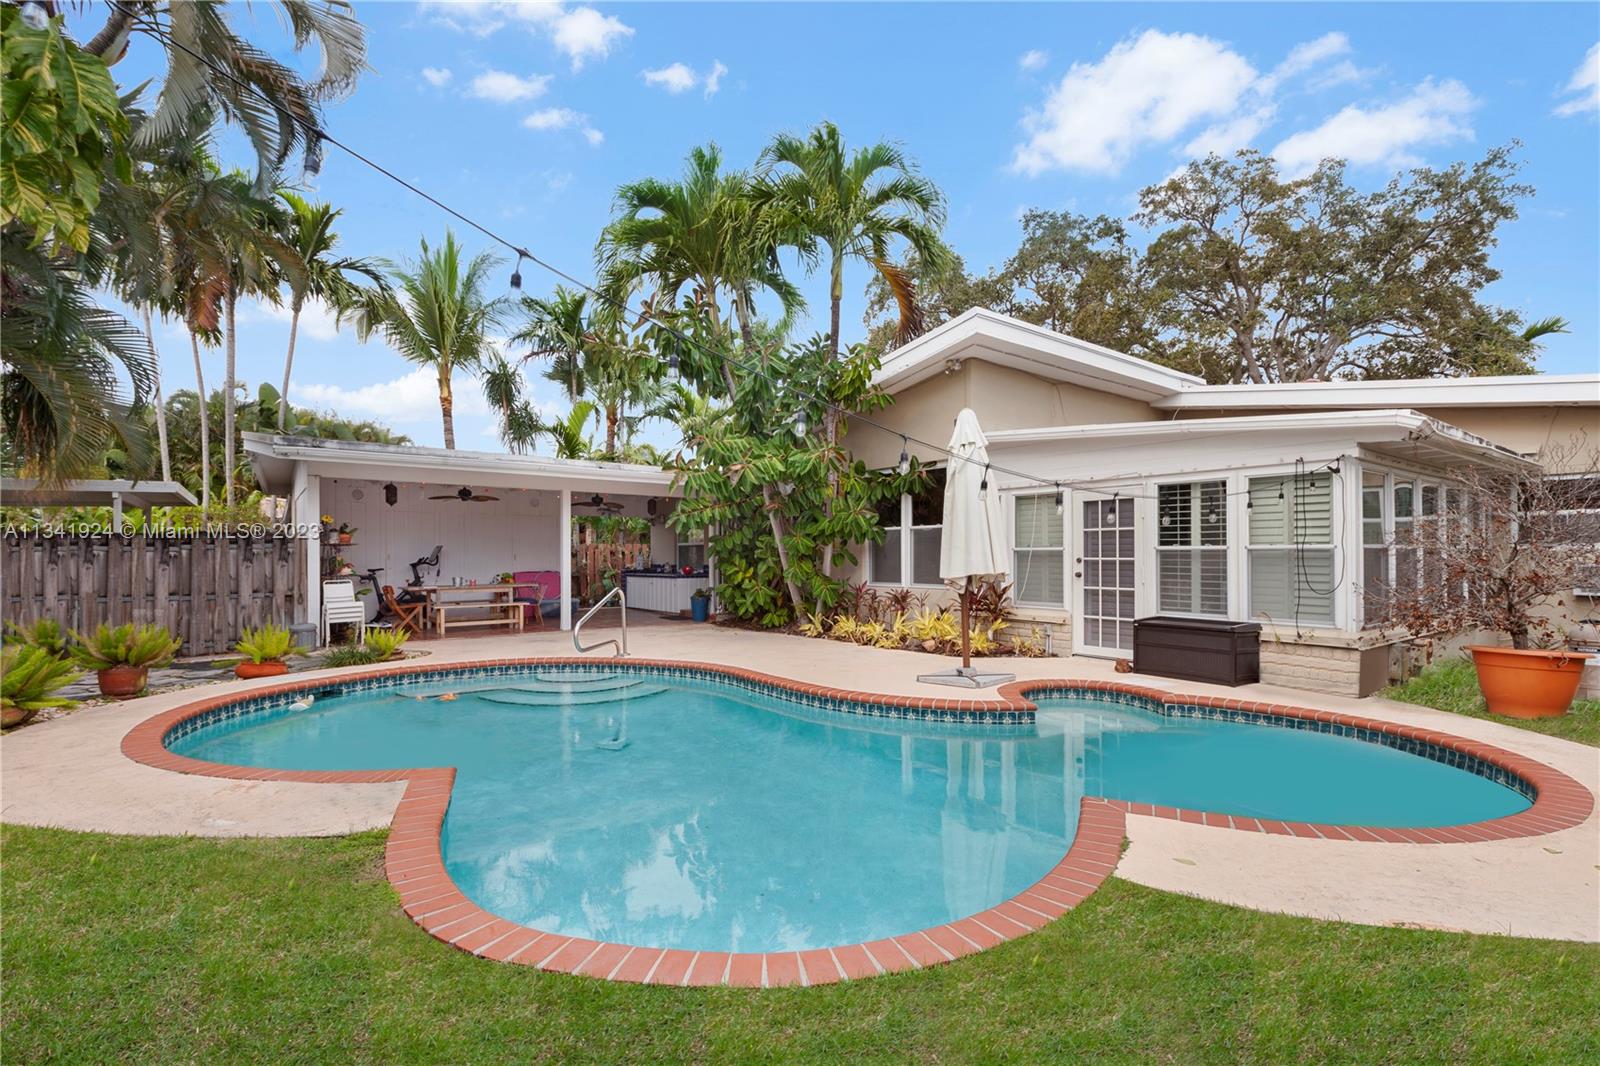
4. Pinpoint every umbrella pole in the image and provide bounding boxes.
[960,576,972,672]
